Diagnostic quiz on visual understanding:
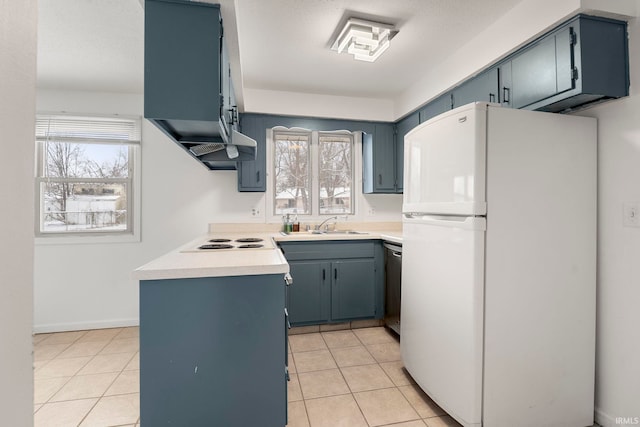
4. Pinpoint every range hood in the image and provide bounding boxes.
[186,129,257,170]
[149,118,257,171]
